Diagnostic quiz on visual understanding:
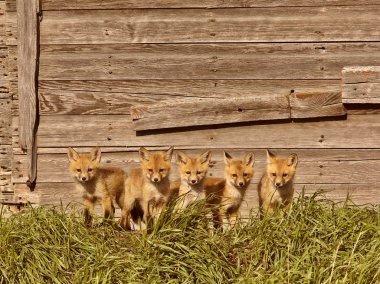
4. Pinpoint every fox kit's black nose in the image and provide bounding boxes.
[275,182,281,186]
[238,182,244,187]
[82,177,87,181]
[191,180,197,184]
[153,178,159,182]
